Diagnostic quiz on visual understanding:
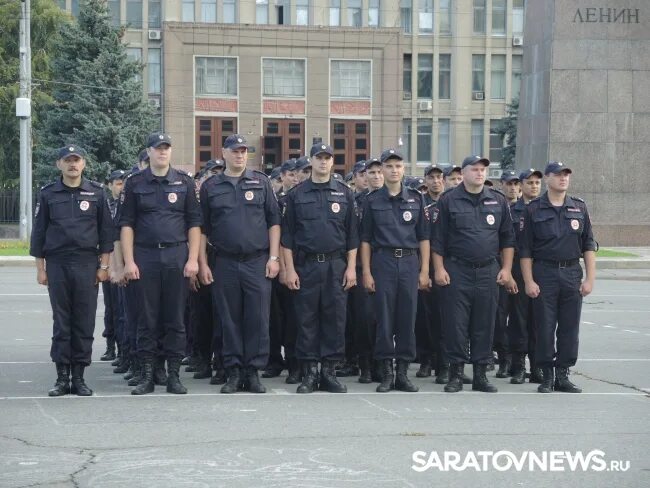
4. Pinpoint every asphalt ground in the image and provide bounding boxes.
[0,266,648,487]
